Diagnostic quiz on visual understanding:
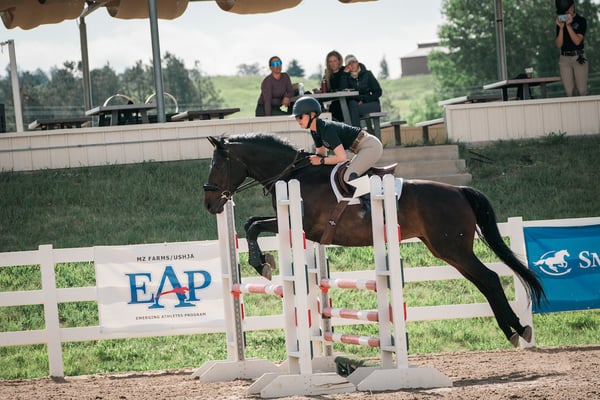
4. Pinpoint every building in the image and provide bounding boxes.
[400,42,442,77]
